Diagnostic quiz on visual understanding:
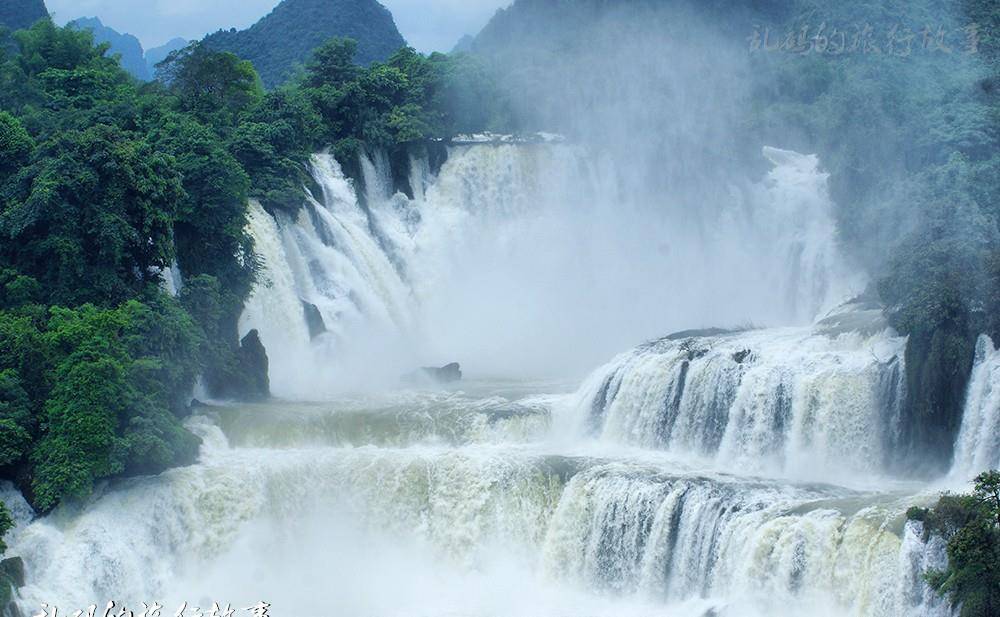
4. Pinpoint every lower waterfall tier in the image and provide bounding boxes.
[8,387,949,617]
